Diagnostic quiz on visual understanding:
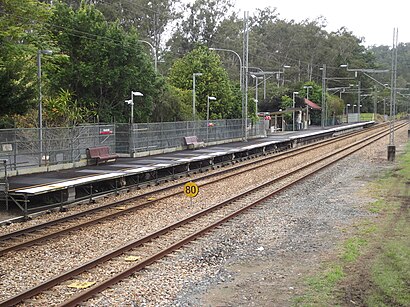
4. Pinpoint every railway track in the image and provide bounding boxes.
[0,122,405,306]
[0,123,390,255]
[0,122,398,256]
